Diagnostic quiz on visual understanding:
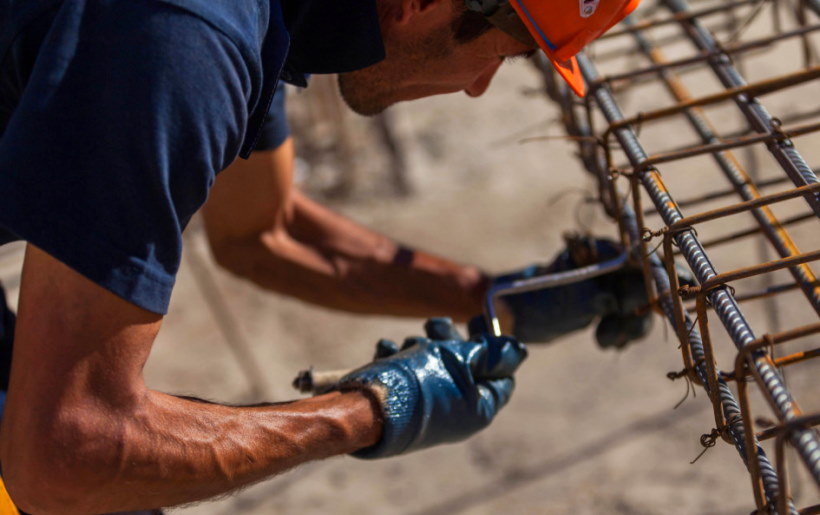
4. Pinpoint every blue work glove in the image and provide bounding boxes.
[495,237,664,349]
[337,318,527,460]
